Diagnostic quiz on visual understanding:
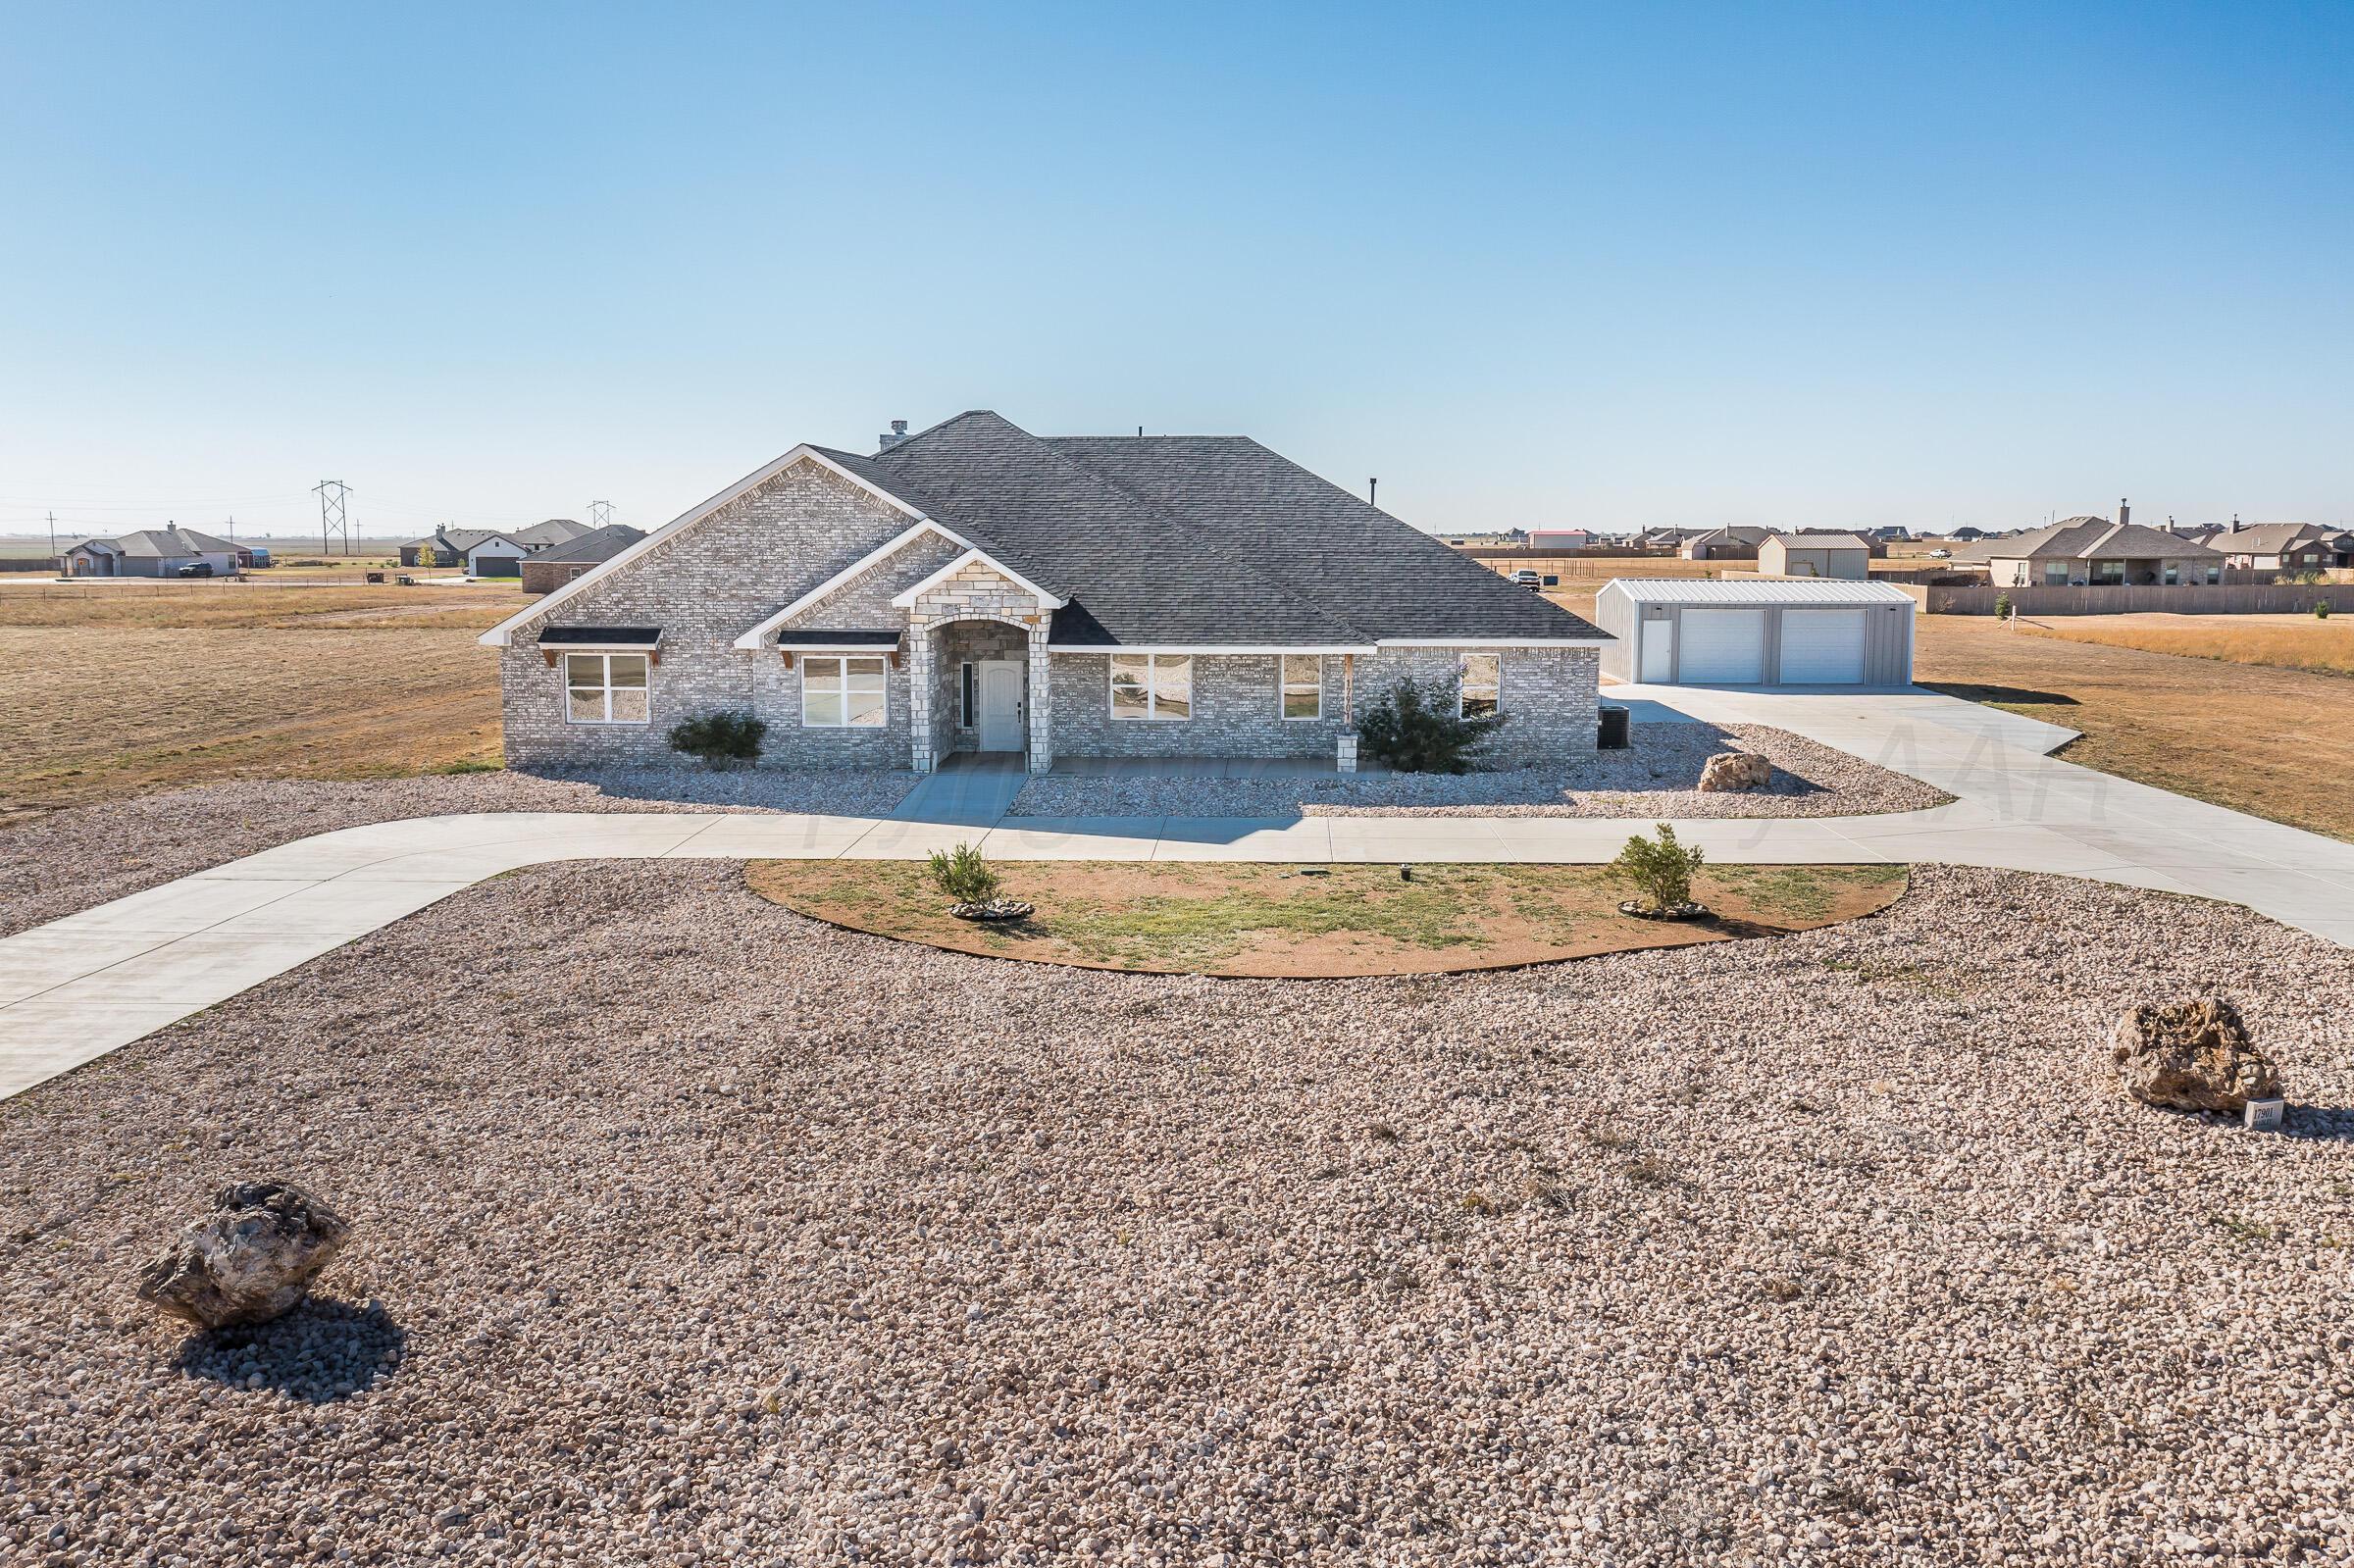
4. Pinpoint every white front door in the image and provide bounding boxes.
[978,661,1024,751]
